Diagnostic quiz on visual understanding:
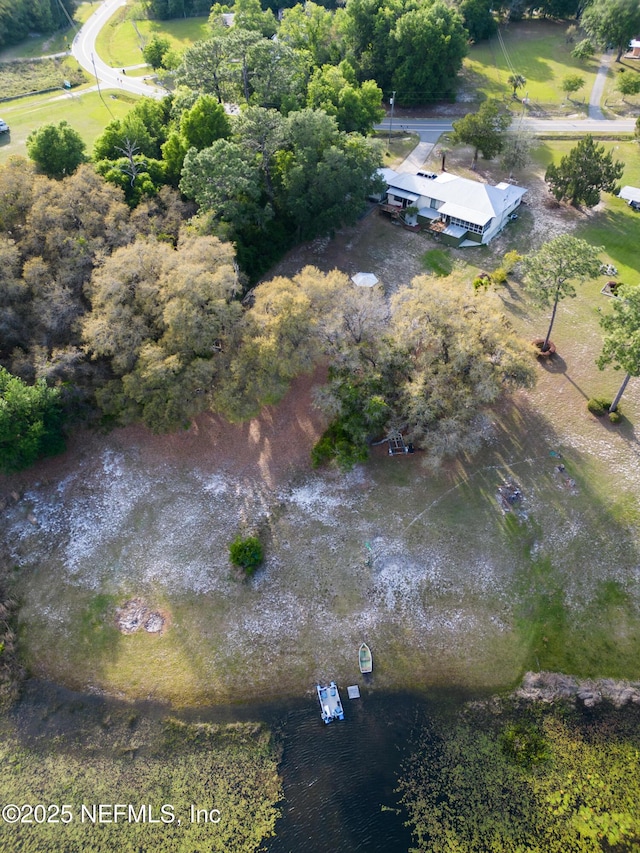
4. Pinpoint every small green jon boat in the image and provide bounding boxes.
[359,642,372,674]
